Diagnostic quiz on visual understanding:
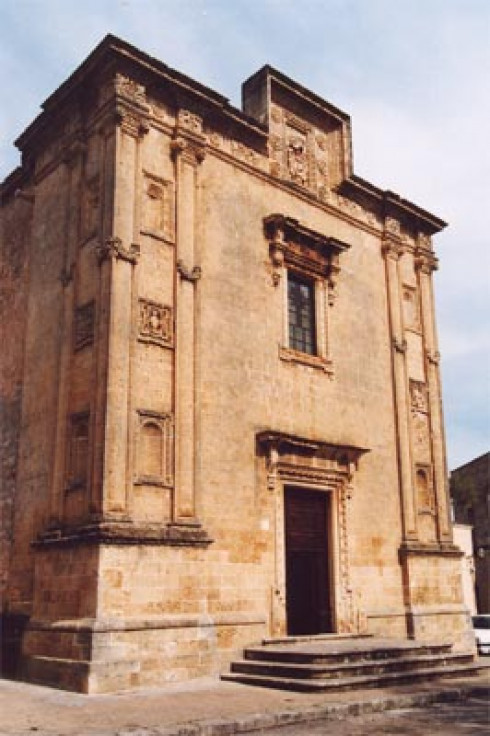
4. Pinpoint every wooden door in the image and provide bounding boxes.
[285,487,331,635]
